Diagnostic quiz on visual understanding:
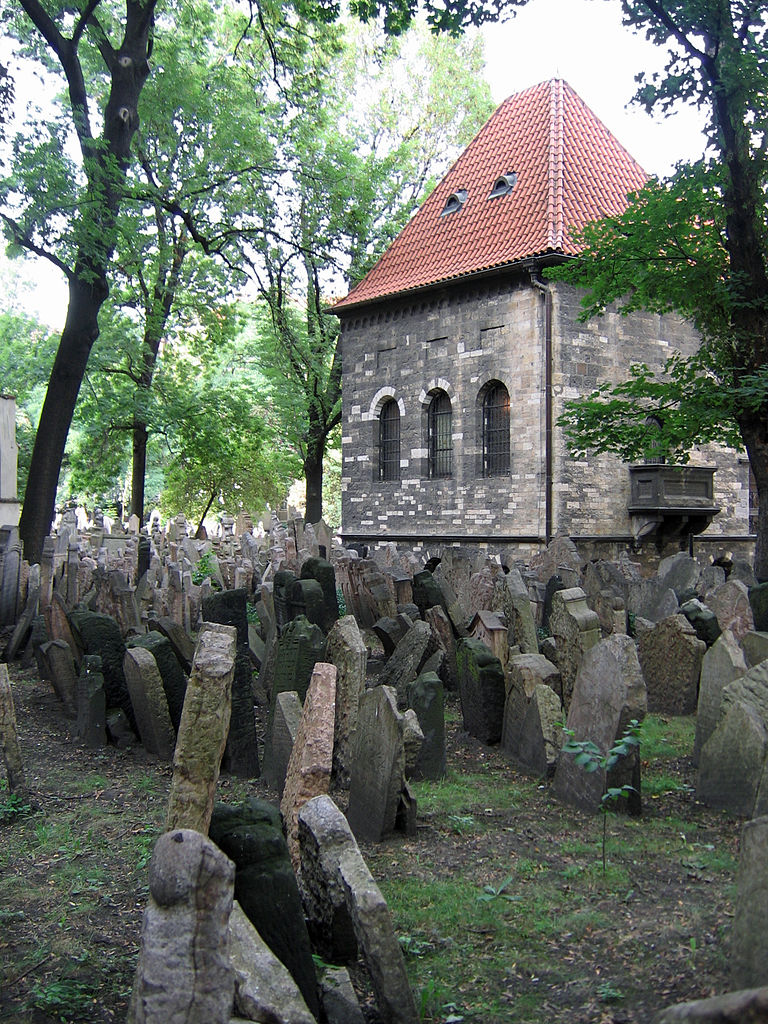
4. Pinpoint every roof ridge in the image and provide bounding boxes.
[547,78,565,250]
